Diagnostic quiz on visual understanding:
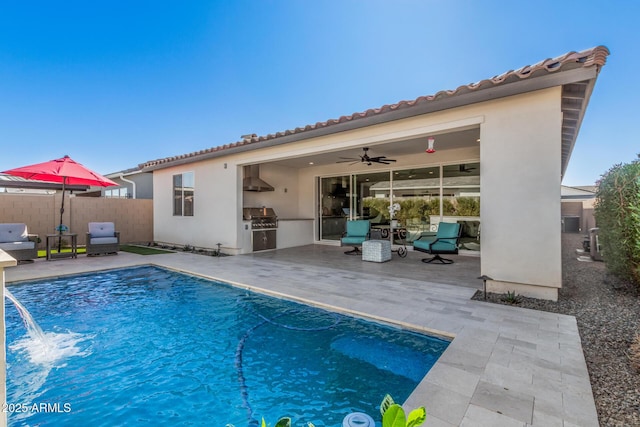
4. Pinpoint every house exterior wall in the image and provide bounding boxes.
[130,173,154,199]
[152,161,243,252]
[101,173,153,199]
[561,198,596,233]
[480,87,563,300]
[151,86,565,298]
